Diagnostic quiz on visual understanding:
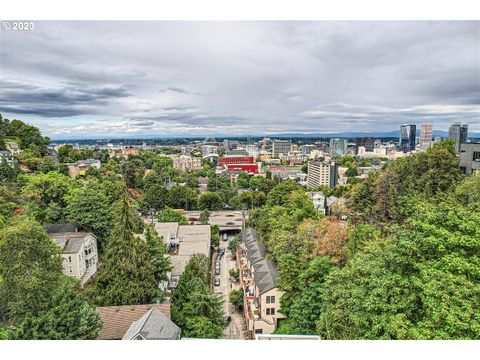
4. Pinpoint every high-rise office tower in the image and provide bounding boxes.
[301,144,316,155]
[272,139,292,159]
[449,122,468,154]
[419,124,433,150]
[245,144,259,158]
[355,137,375,154]
[399,124,416,153]
[329,138,348,155]
[307,159,338,189]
